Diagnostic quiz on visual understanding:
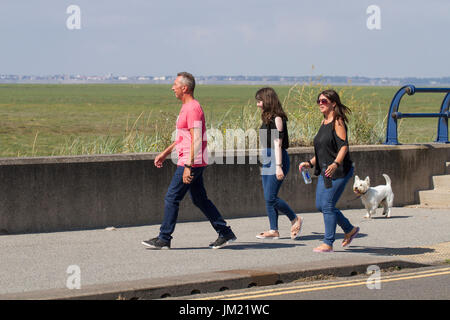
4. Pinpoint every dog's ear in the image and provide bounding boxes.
[355,175,360,182]
[364,176,370,184]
